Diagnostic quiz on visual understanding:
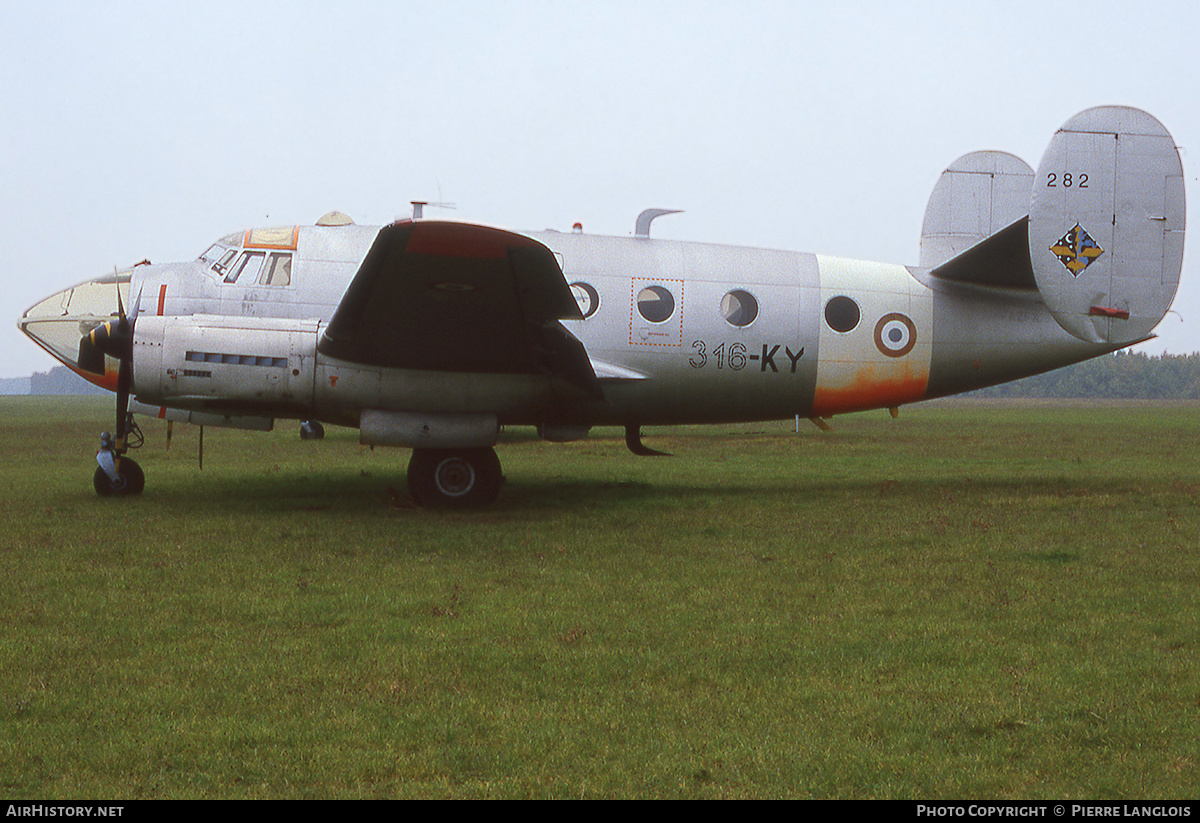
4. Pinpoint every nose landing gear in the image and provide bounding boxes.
[94,426,145,497]
[83,286,145,498]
